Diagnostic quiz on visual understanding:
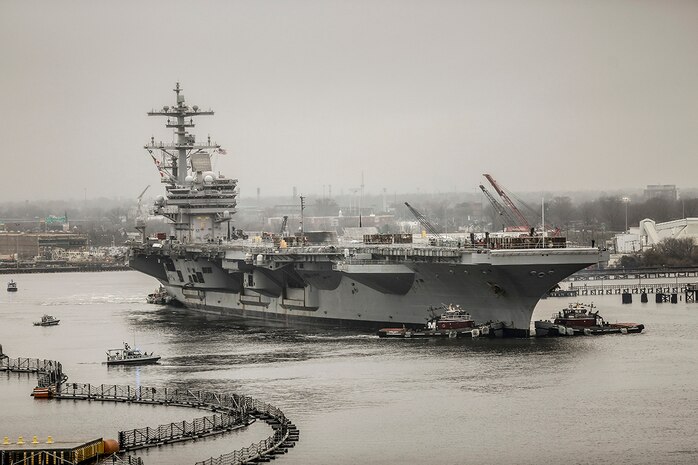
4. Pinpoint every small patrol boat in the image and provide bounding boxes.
[33,315,60,326]
[7,280,17,292]
[106,342,161,365]
[535,303,644,337]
